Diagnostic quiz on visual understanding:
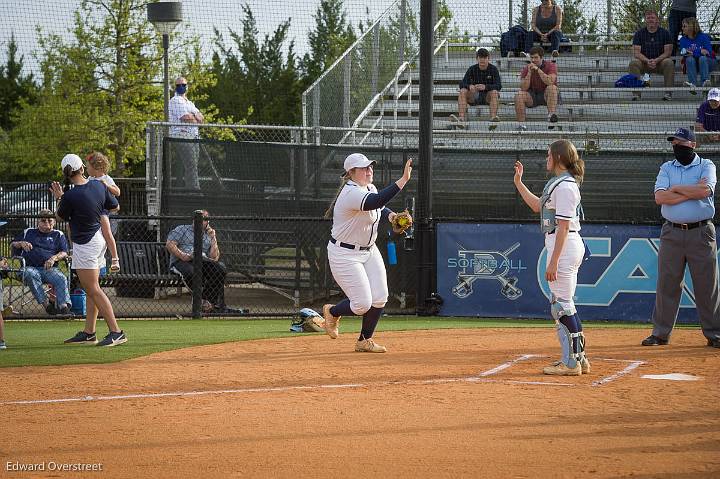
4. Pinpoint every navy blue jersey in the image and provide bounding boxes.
[56,181,119,245]
[12,228,69,267]
[633,27,672,59]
